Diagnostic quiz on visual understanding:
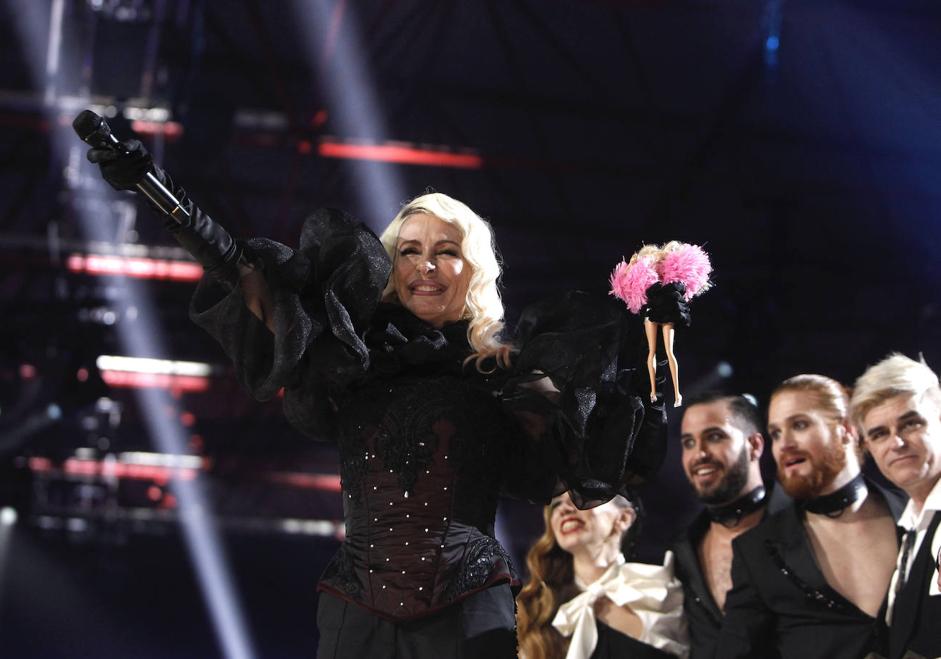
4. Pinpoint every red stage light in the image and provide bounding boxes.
[130,120,184,140]
[100,370,210,393]
[58,457,201,482]
[28,457,53,472]
[311,109,328,127]
[67,253,203,282]
[265,472,342,492]
[318,140,484,169]
[29,455,340,493]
